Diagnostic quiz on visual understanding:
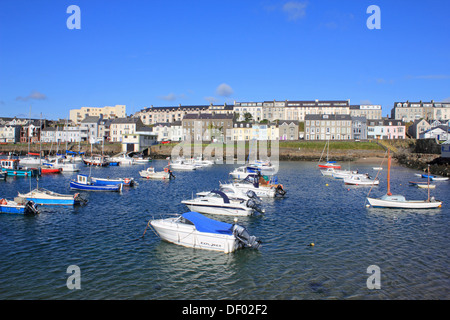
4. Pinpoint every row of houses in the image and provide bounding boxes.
[132,100,384,125]
[407,119,450,141]
[0,113,410,145]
